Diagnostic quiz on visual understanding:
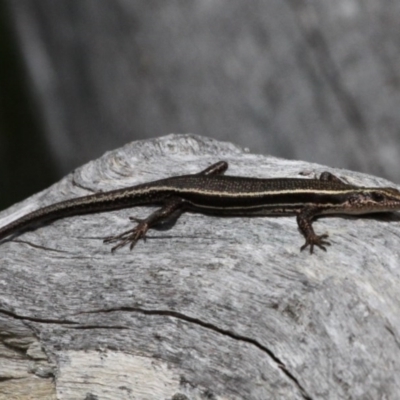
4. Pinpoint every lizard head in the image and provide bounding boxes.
[353,187,400,213]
